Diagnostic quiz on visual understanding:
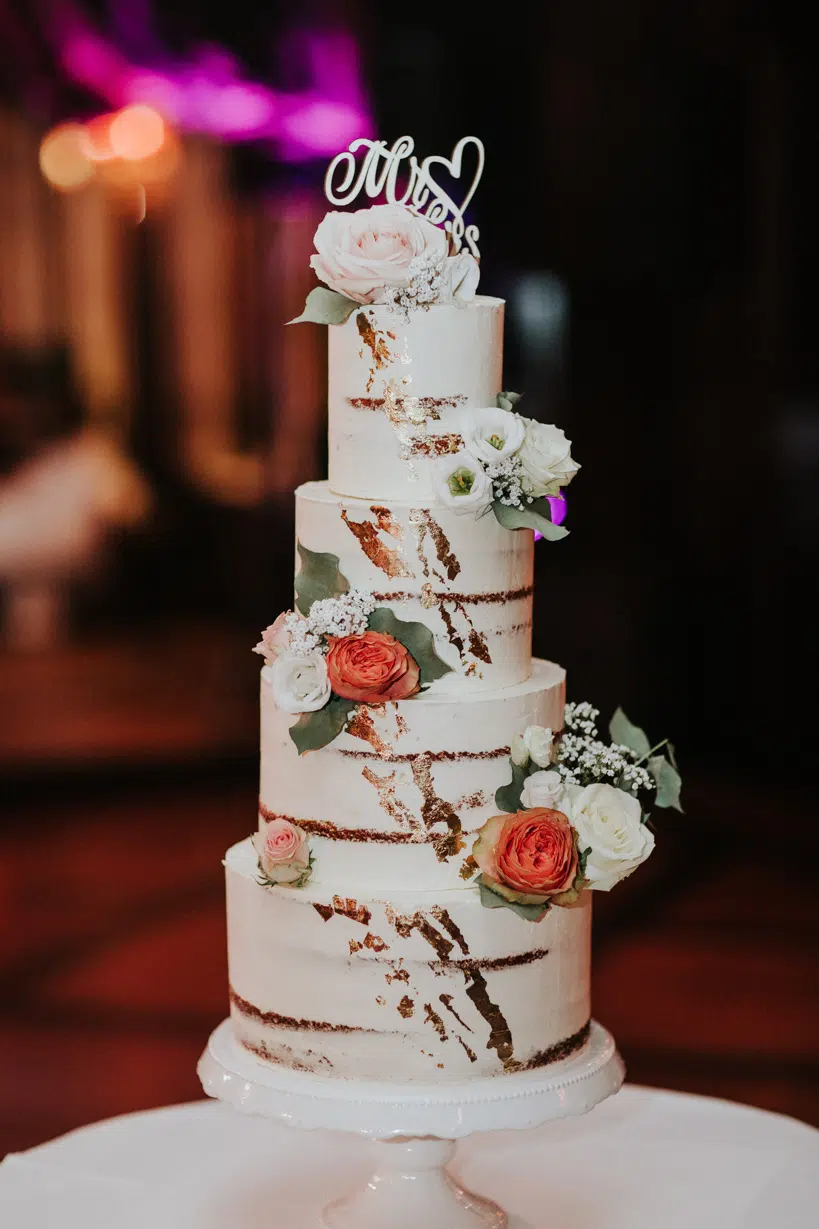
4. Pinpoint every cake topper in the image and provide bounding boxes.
[324,135,484,258]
